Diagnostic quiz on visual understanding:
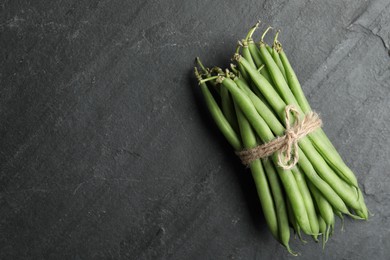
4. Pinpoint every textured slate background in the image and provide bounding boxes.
[1,0,389,259]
